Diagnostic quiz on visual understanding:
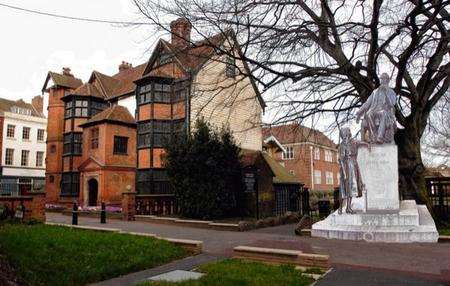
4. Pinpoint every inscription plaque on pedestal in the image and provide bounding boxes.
[357,144,399,212]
